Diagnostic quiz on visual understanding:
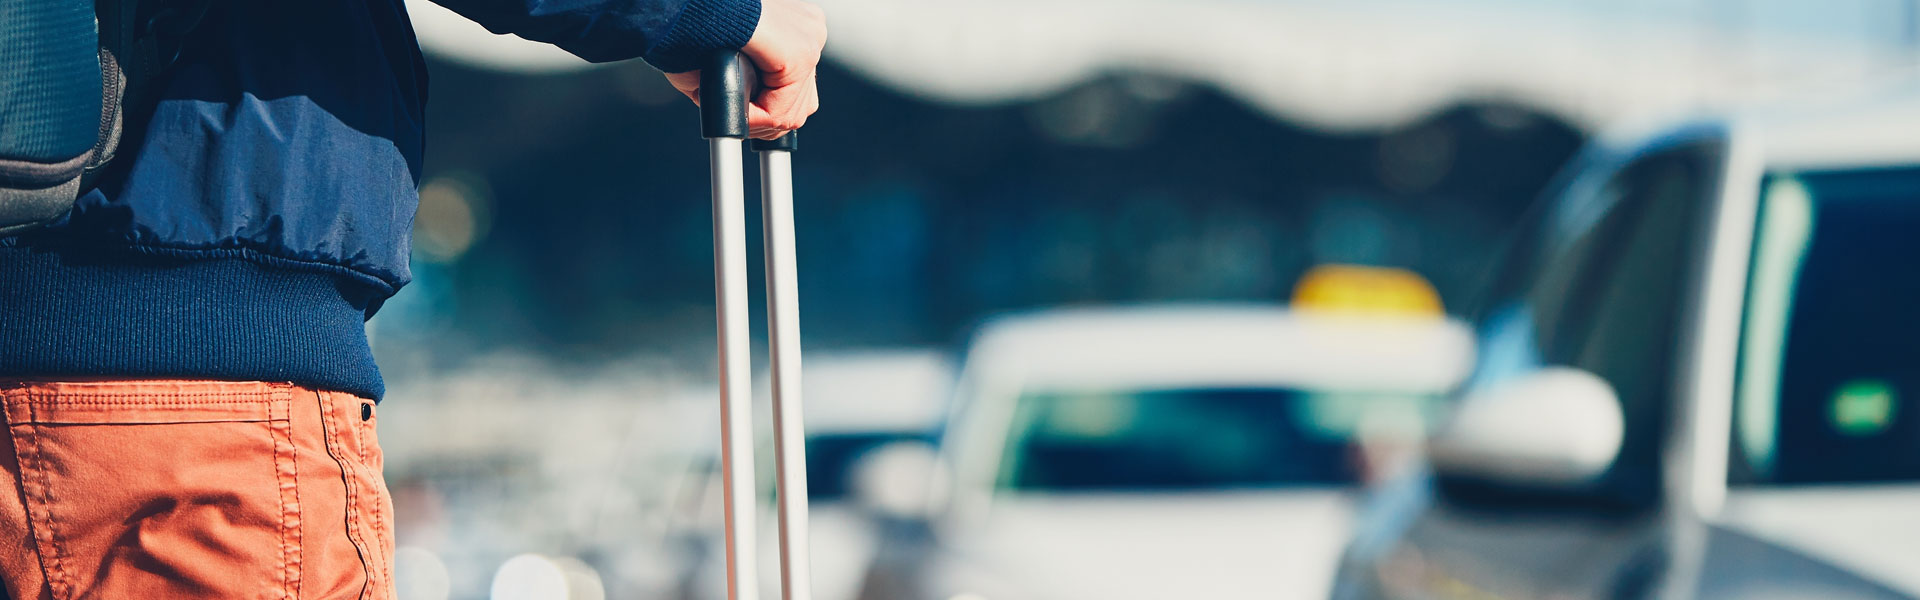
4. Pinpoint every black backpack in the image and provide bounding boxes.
[0,0,208,235]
